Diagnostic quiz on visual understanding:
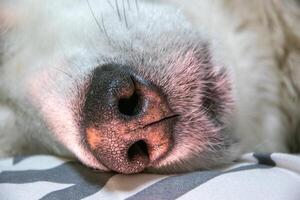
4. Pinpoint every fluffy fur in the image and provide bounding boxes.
[0,0,299,173]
